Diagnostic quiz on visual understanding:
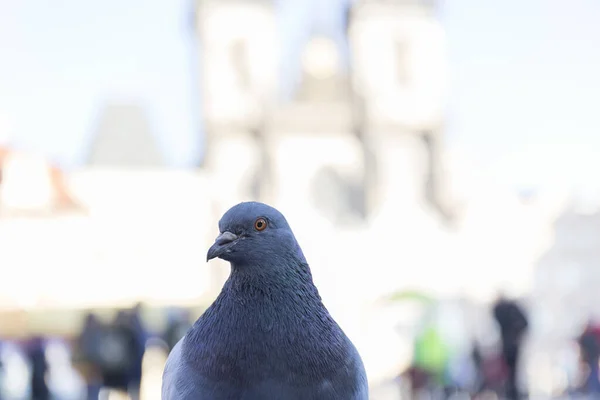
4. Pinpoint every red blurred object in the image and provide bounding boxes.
[406,366,434,390]
[482,353,508,389]
[588,323,600,339]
